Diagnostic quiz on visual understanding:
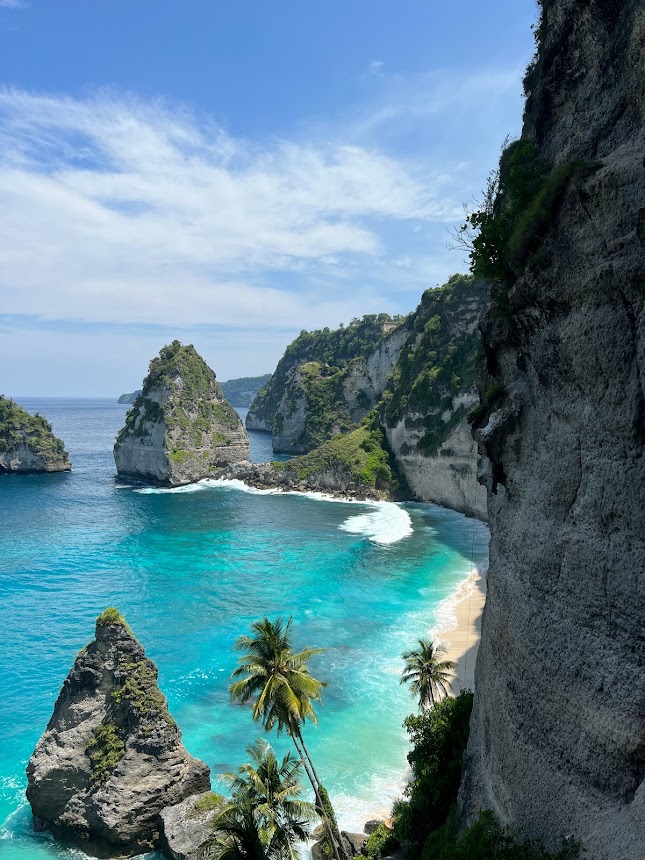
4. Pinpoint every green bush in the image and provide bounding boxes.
[86,722,125,785]
[393,692,473,853]
[363,824,398,860]
[462,136,598,283]
[422,810,576,860]
[96,607,128,628]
